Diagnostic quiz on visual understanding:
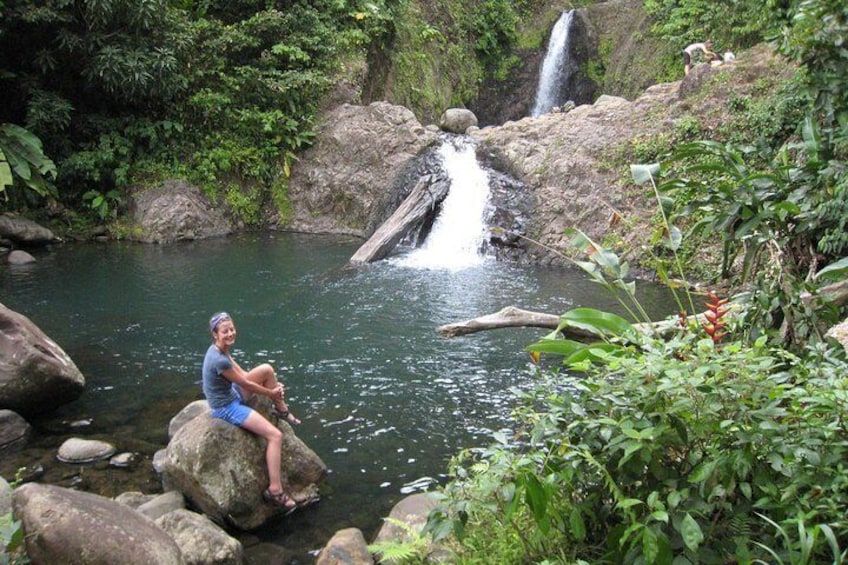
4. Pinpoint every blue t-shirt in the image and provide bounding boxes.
[202,344,237,408]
